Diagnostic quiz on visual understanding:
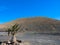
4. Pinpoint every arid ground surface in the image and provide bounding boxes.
[0,32,60,45]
